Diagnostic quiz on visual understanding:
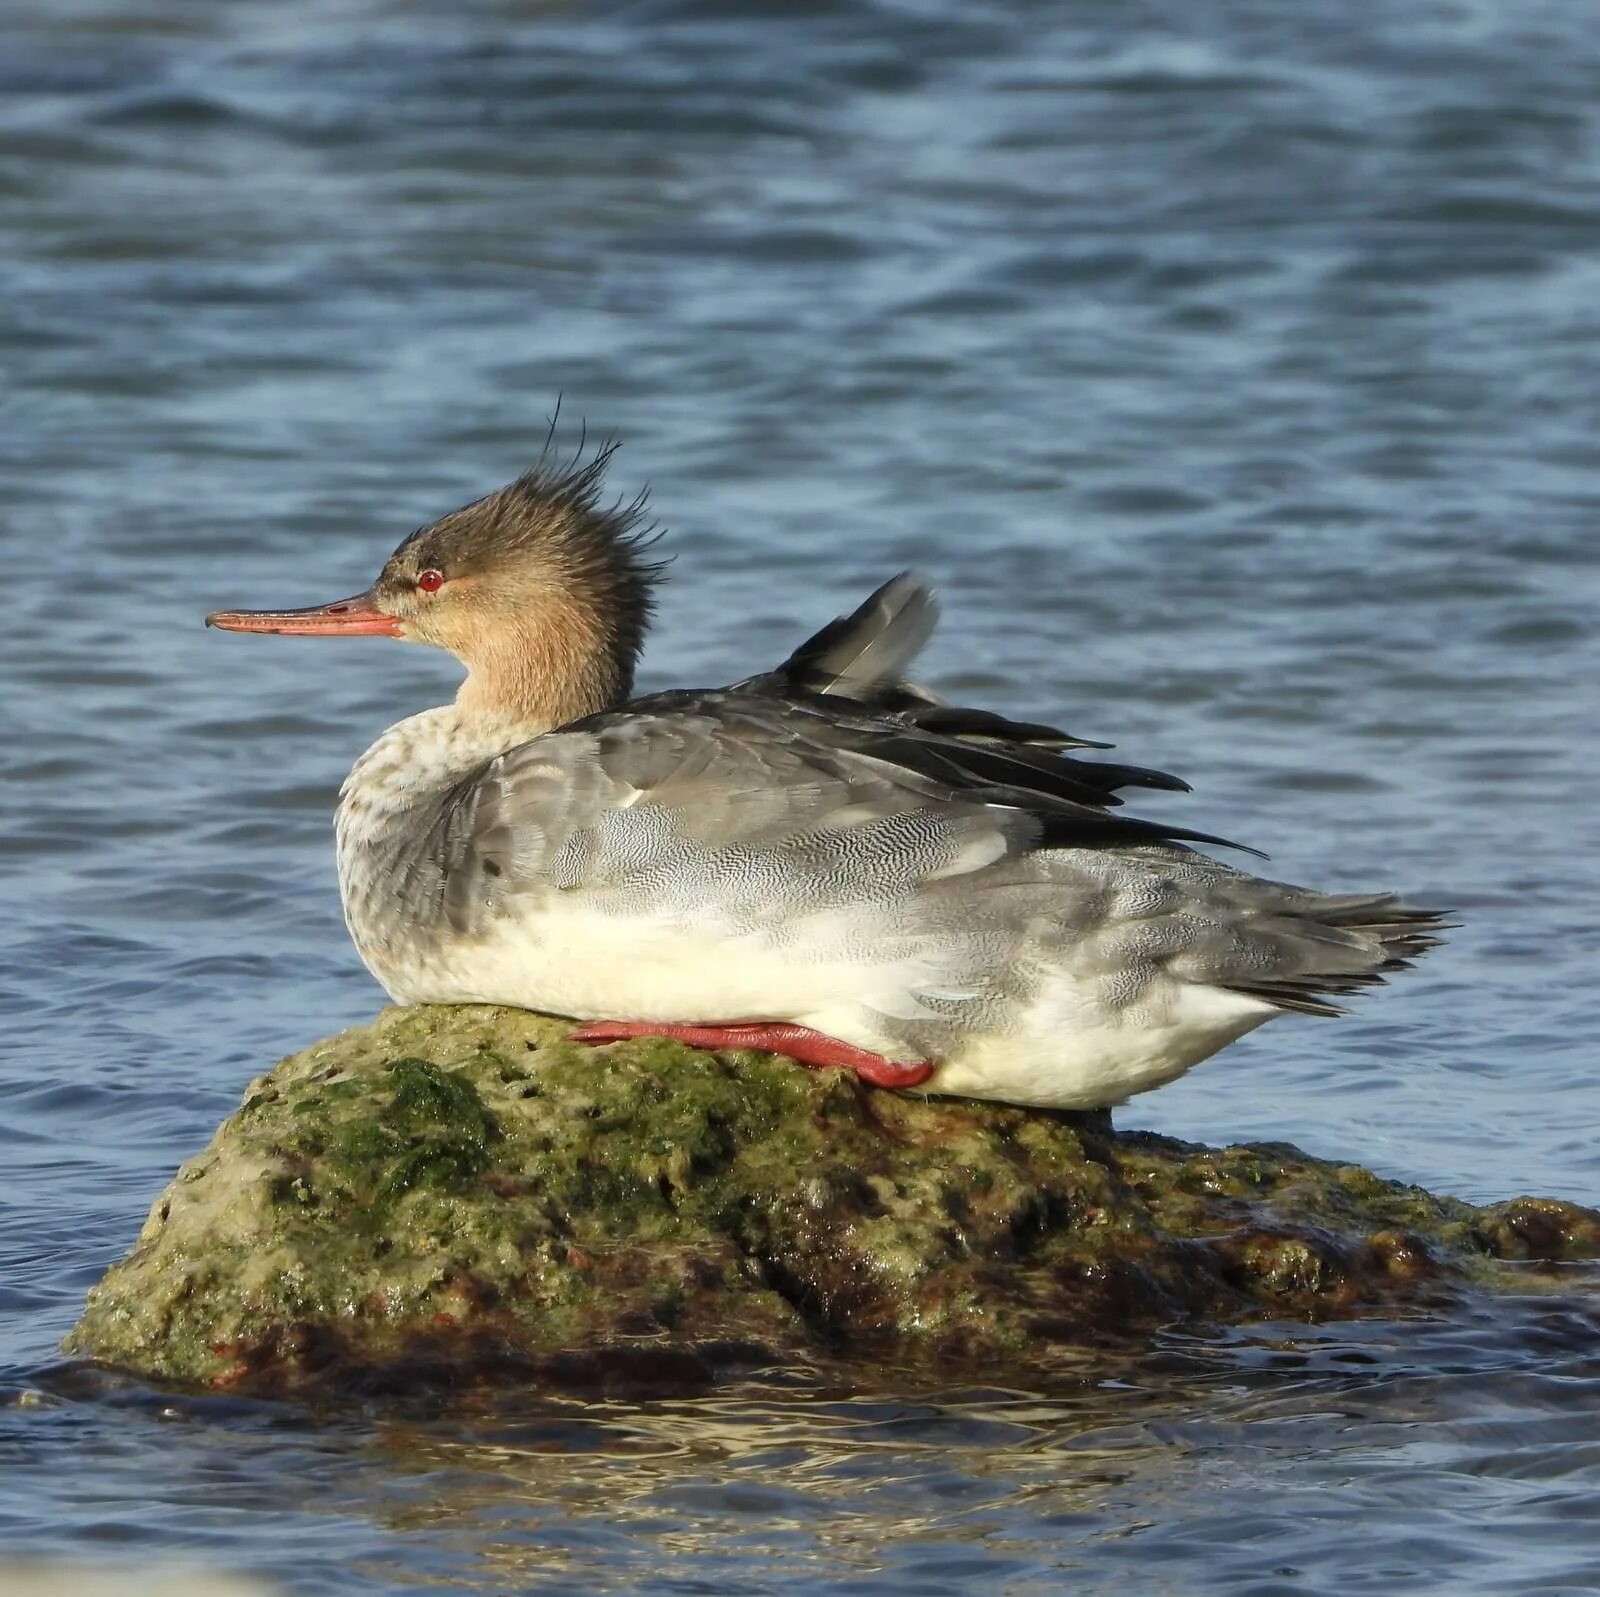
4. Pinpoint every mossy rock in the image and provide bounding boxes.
[65,1005,1600,1396]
